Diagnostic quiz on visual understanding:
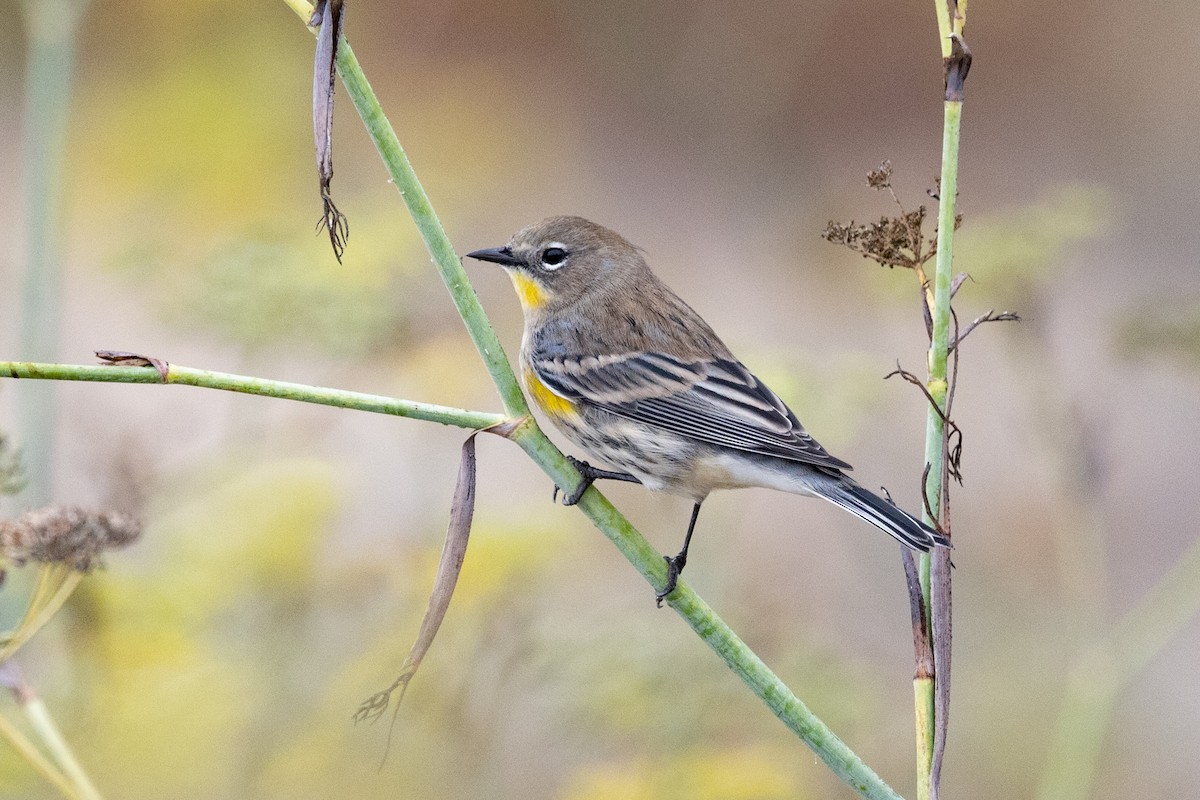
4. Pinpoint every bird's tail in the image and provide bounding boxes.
[819,479,950,552]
